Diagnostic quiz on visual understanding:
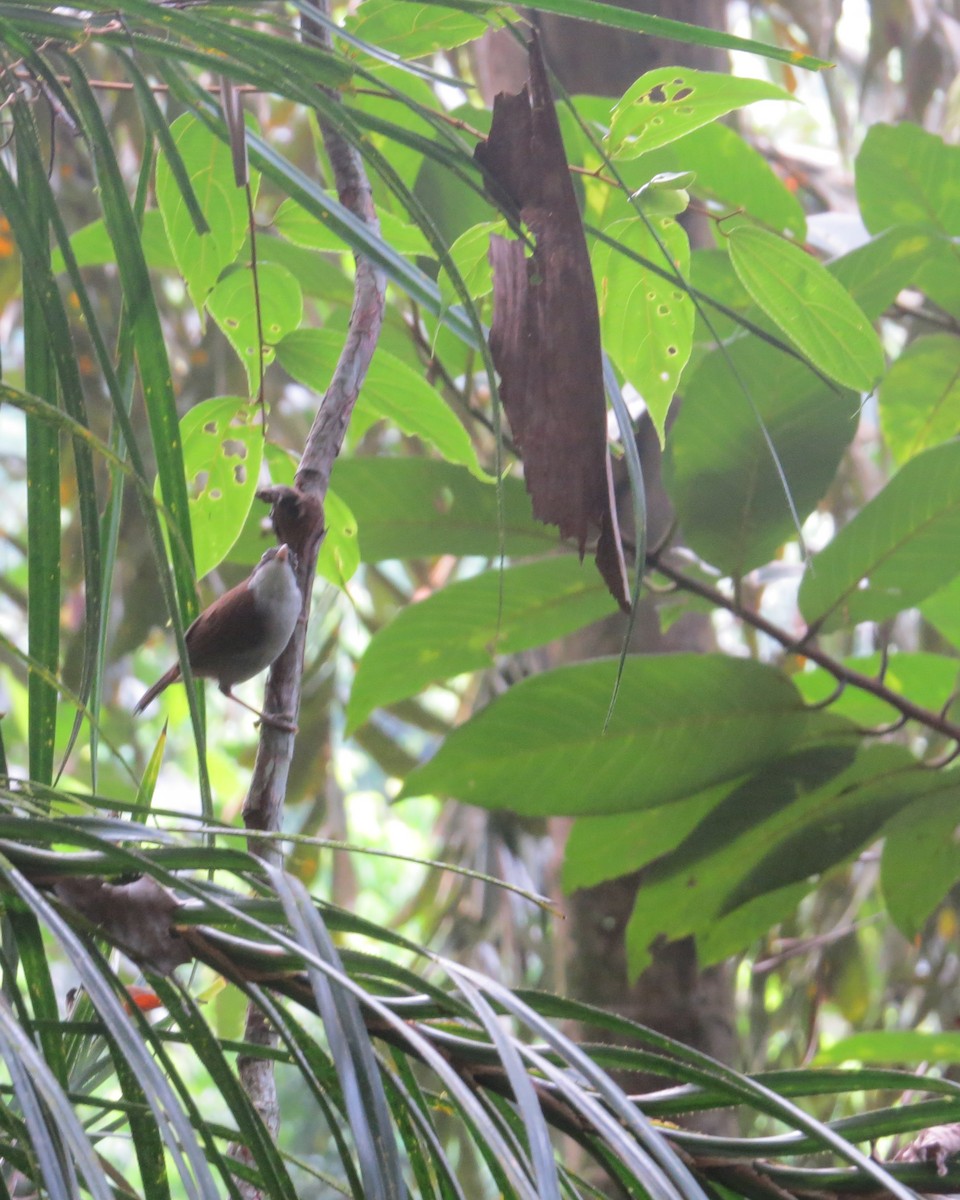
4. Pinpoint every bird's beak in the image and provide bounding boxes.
[276,544,289,562]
